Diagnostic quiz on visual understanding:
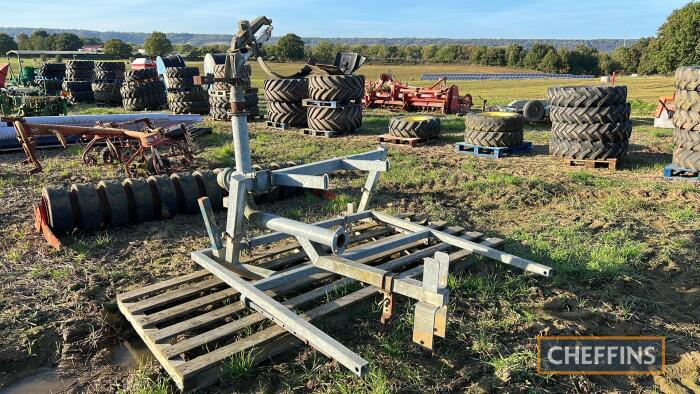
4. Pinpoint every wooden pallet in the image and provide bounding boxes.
[117,214,503,391]
[563,157,618,170]
[378,134,440,147]
[266,121,290,130]
[455,142,533,159]
[302,128,356,138]
[663,164,700,182]
[301,99,360,109]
